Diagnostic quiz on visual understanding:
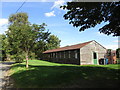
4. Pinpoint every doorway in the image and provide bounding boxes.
[93,52,98,64]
